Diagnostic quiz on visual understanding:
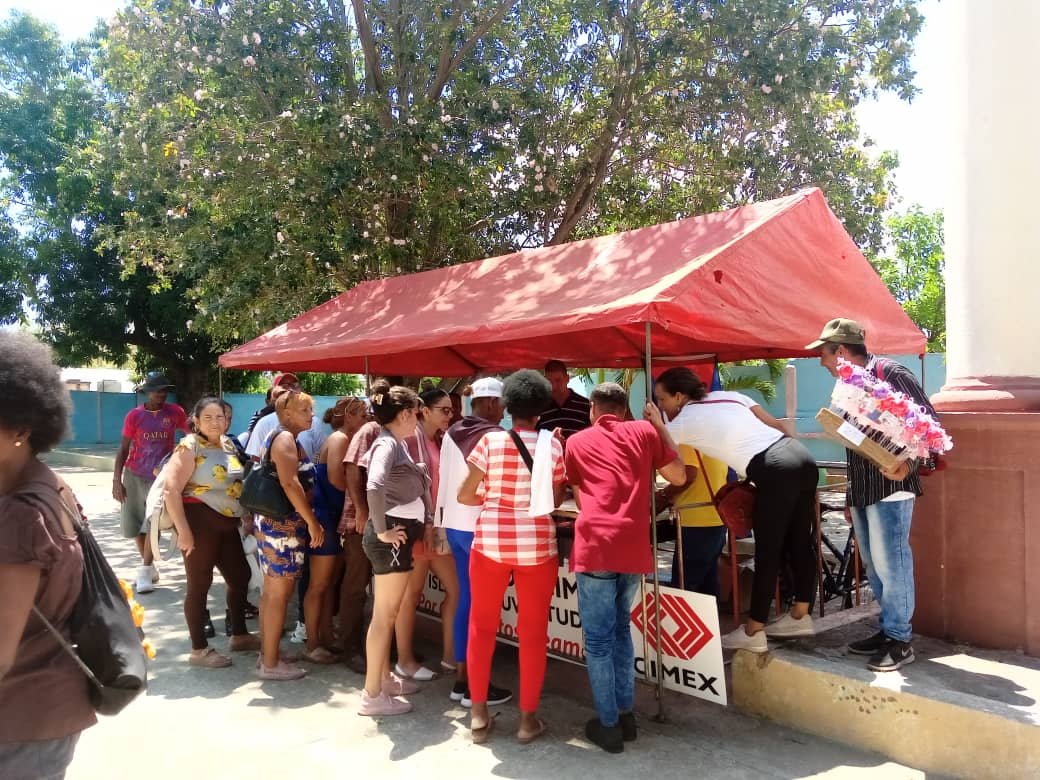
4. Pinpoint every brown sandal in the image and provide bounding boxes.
[471,713,498,744]
[517,718,548,745]
[302,647,340,665]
